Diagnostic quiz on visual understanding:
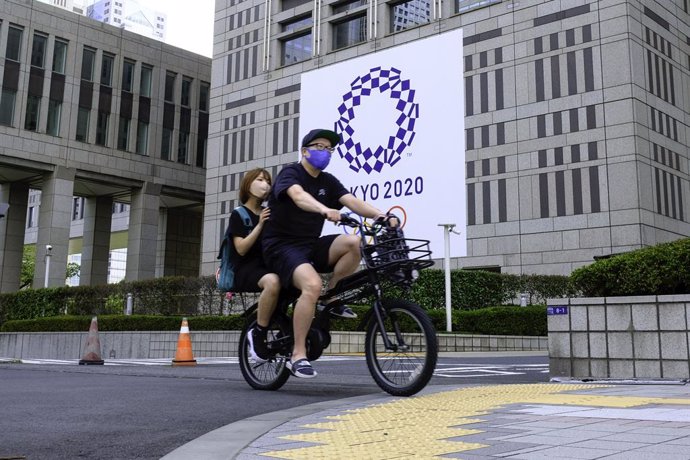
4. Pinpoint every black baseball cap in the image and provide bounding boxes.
[301,128,341,148]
